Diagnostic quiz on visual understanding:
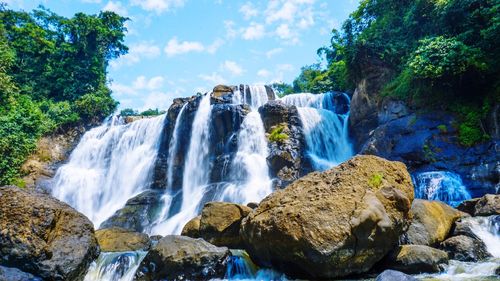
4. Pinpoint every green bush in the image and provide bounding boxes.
[368,173,383,188]
[74,89,118,122]
[140,108,165,116]
[268,125,289,143]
